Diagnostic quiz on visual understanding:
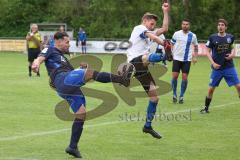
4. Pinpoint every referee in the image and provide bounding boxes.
[26,24,42,77]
